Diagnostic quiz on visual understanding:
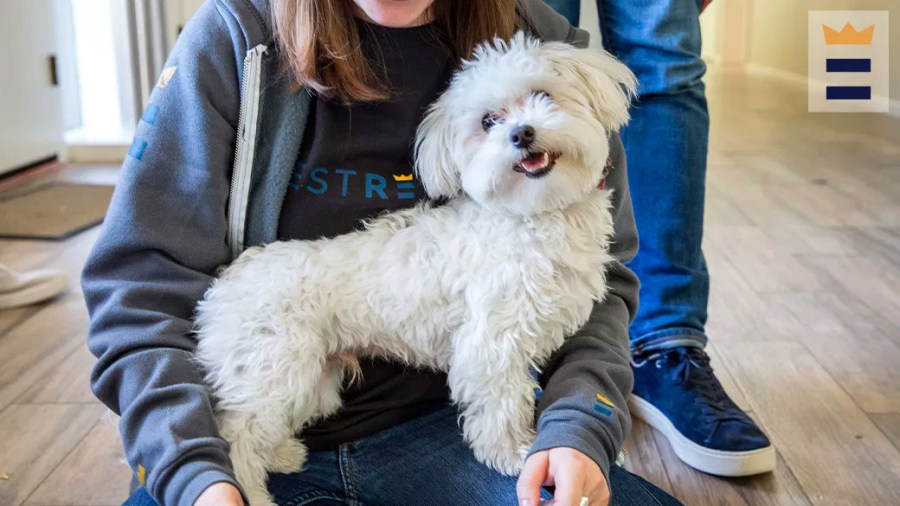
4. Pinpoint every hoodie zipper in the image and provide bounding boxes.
[227,44,268,259]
